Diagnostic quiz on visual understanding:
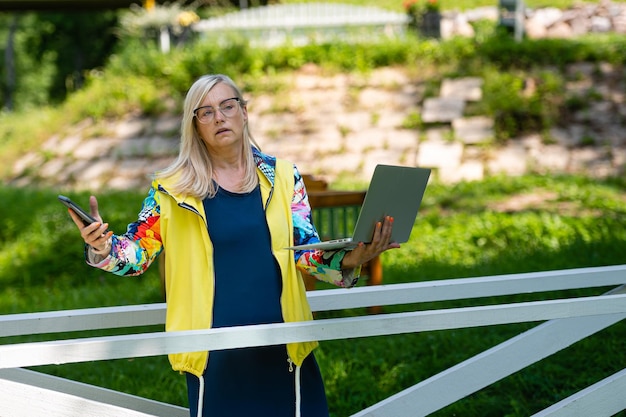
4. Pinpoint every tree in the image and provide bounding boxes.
[27,11,119,101]
[3,14,17,110]
[0,10,119,112]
